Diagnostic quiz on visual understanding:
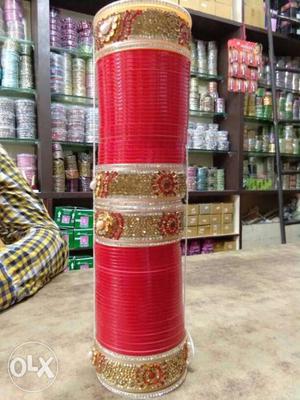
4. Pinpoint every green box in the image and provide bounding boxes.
[61,229,74,250]
[68,256,93,271]
[73,228,93,249]
[54,207,75,228]
[74,209,94,229]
